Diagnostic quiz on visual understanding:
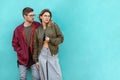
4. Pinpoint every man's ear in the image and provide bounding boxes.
[23,15,26,18]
